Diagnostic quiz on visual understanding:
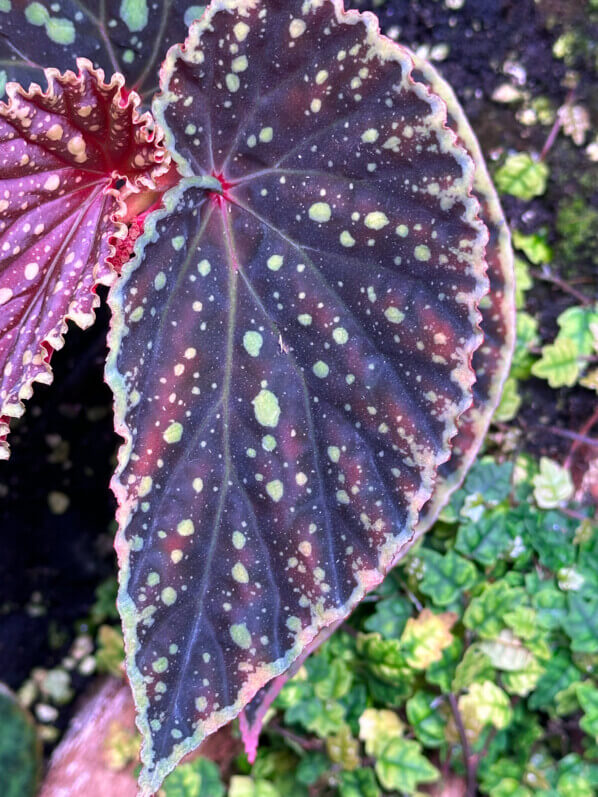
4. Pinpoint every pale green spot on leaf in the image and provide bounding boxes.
[163,422,183,444]
[161,587,177,606]
[364,211,389,230]
[266,479,284,502]
[414,244,431,262]
[385,306,405,324]
[313,360,329,378]
[252,389,281,428]
[177,519,195,536]
[267,254,283,271]
[230,623,251,649]
[309,202,331,223]
[232,562,249,584]
[120,0,148,32]
[262,434,276,452]
[243,330,263,357]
